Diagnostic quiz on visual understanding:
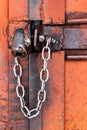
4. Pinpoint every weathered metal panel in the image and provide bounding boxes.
[8,24,29,129]
[7,0,87,130]
[8,0,29,129]
[9,0,29,21]
[29,0,65,24]
[9,50,29,130]
[65,60,87,129]
[0,0,8,129]
[43,52,65,130]
[66,0,87,24]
